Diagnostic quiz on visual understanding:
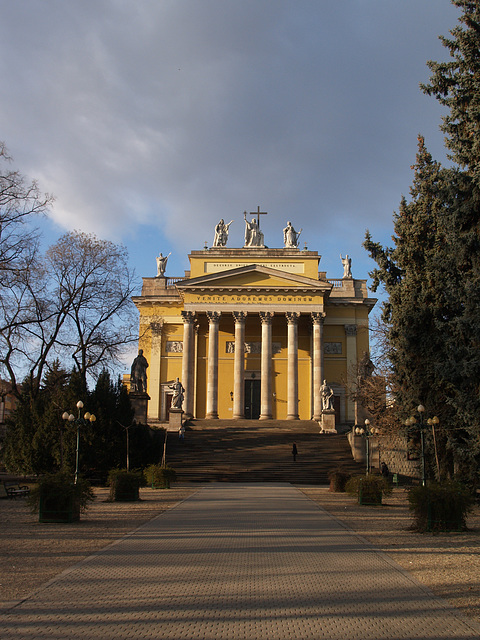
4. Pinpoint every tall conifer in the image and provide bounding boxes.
[365,0,480,481]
